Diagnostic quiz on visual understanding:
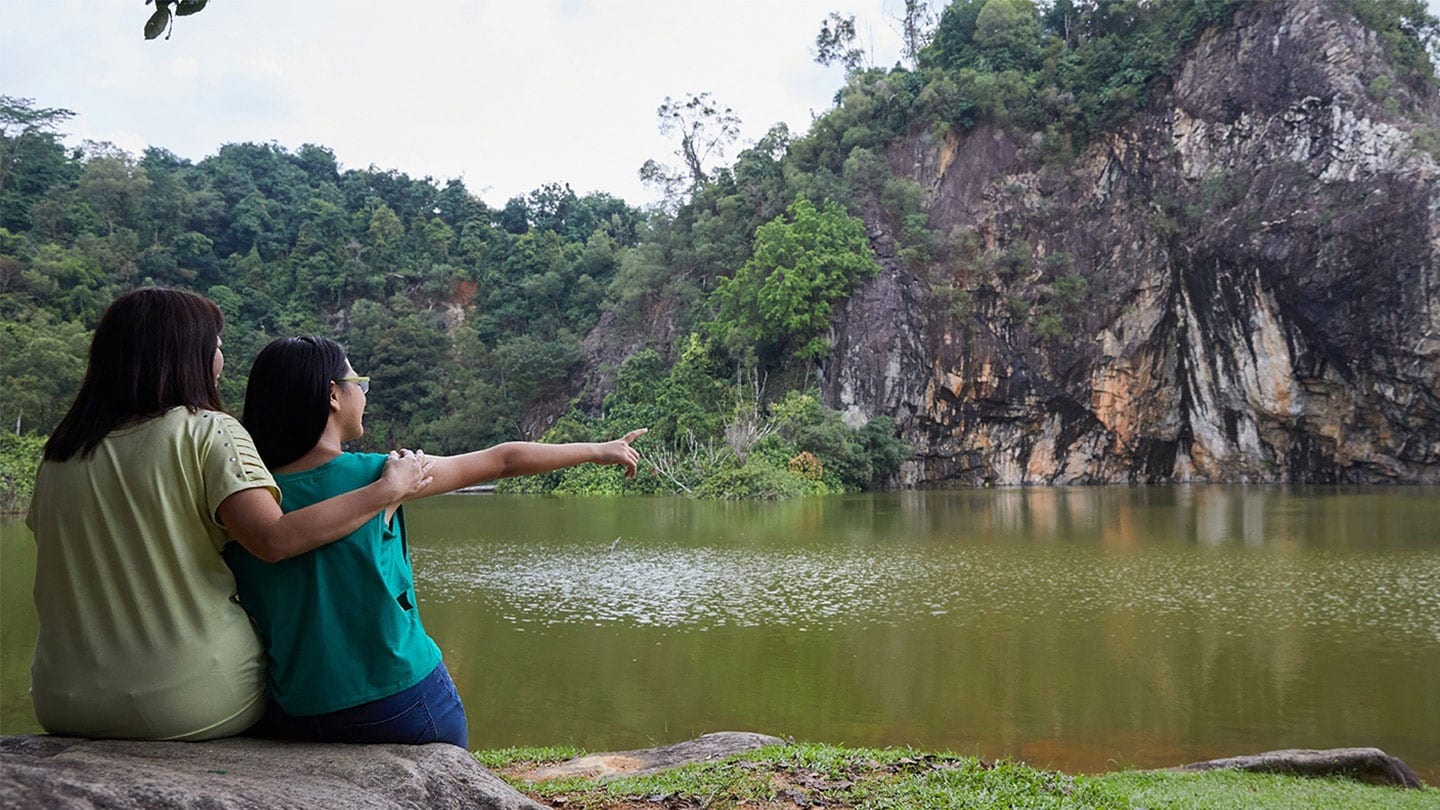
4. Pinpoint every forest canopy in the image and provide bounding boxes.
[4,0,1436,506]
